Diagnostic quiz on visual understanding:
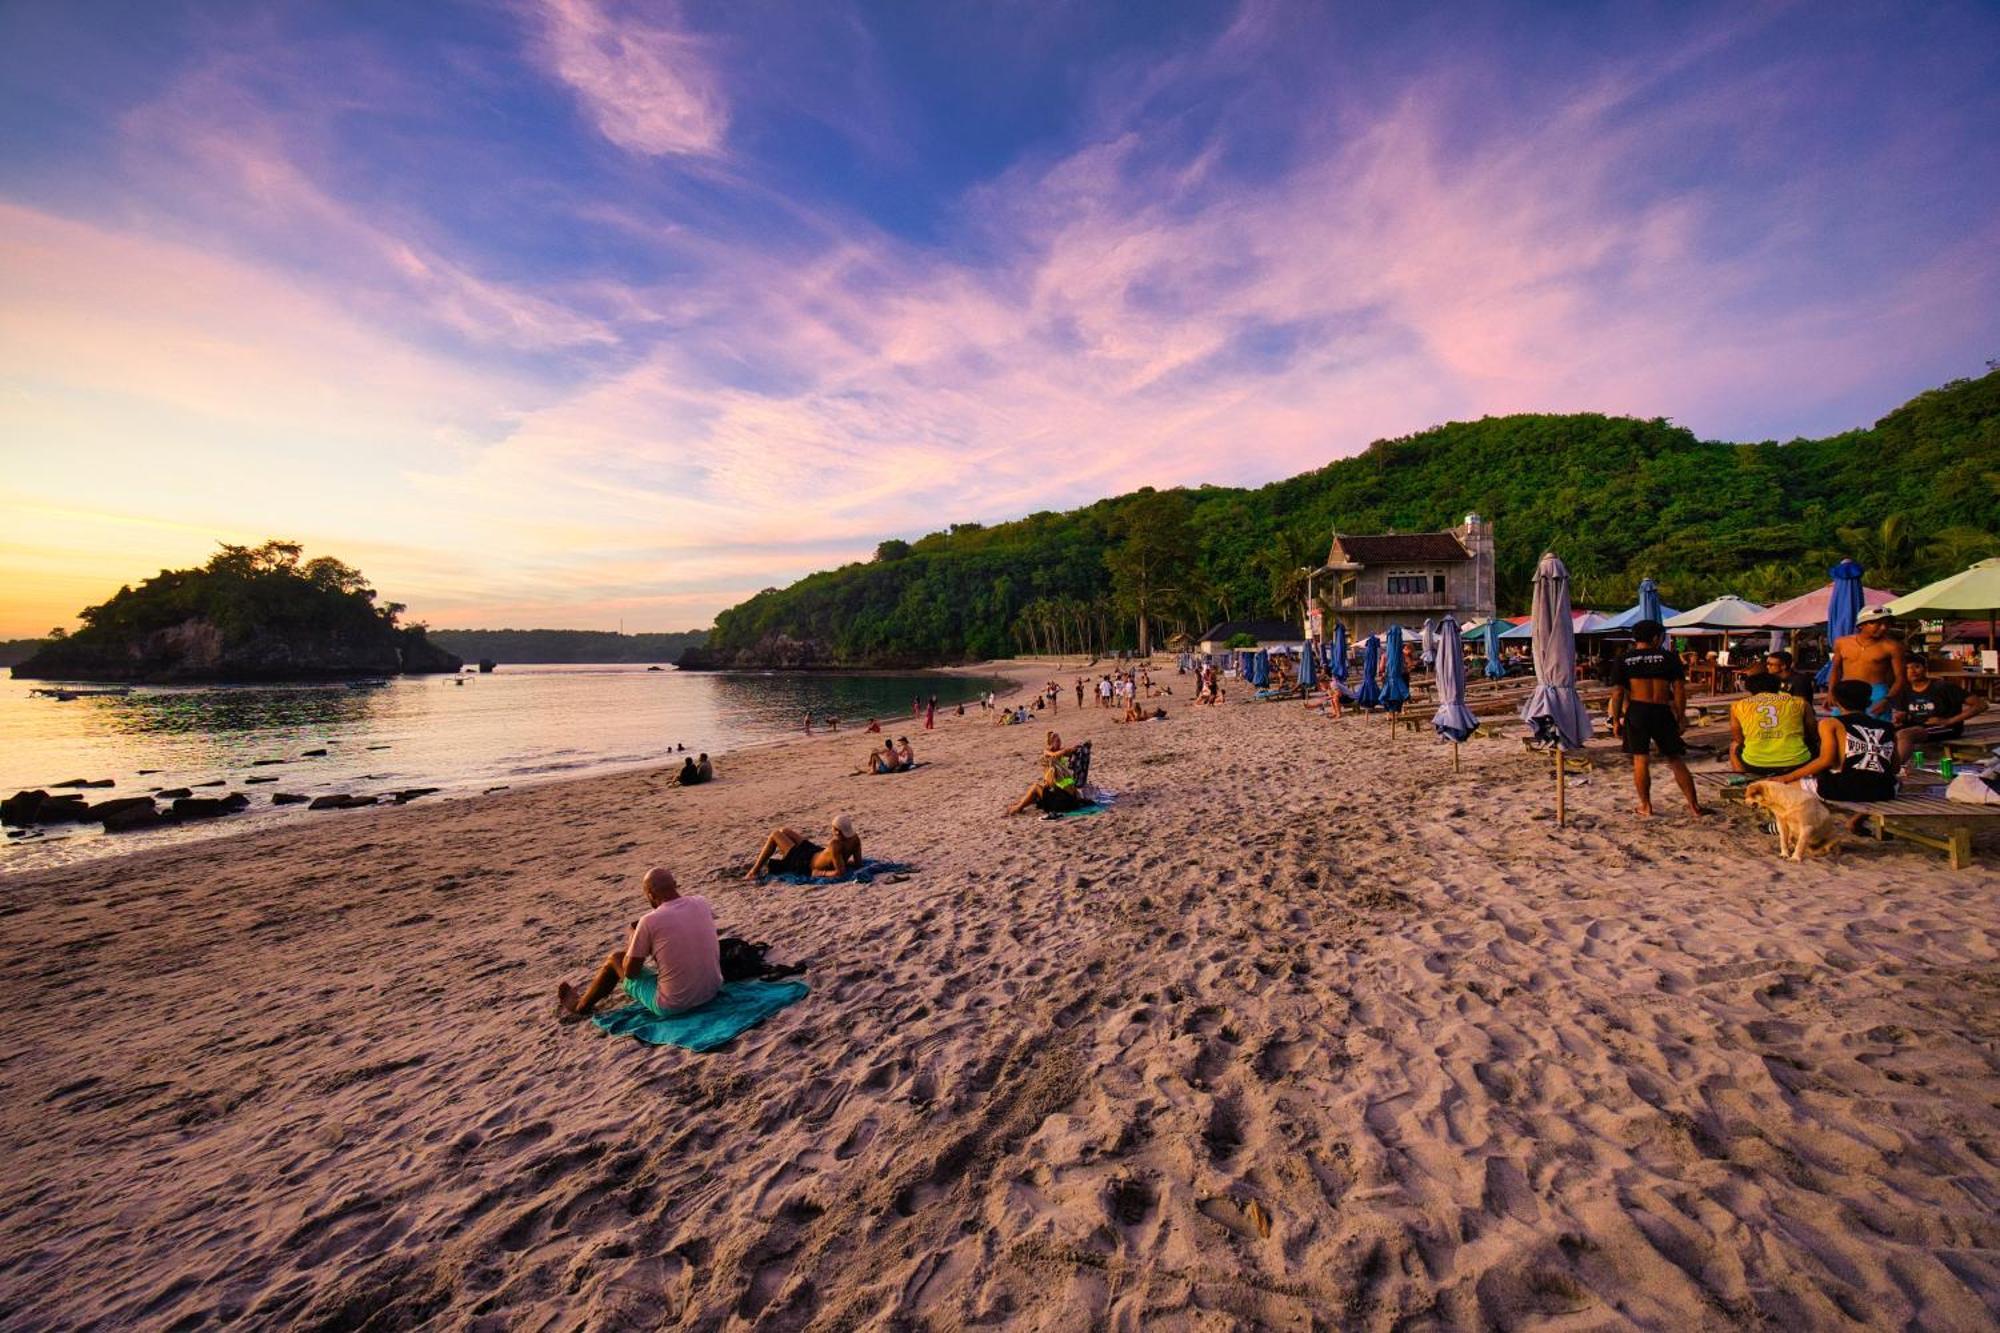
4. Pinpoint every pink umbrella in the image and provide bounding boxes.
[1751,582,1897,629]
